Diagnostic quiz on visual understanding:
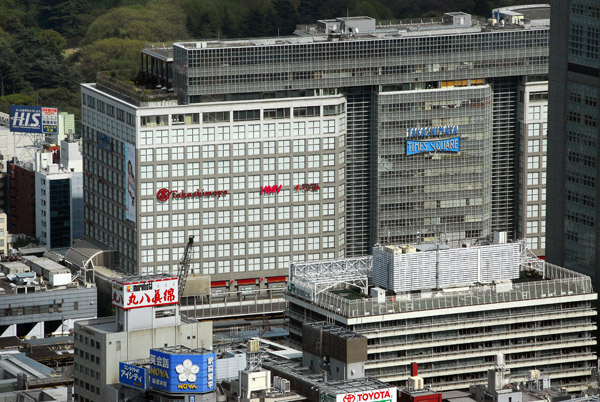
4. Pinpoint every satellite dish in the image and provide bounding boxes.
[355,28,359,34]
[331,25,337,32]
